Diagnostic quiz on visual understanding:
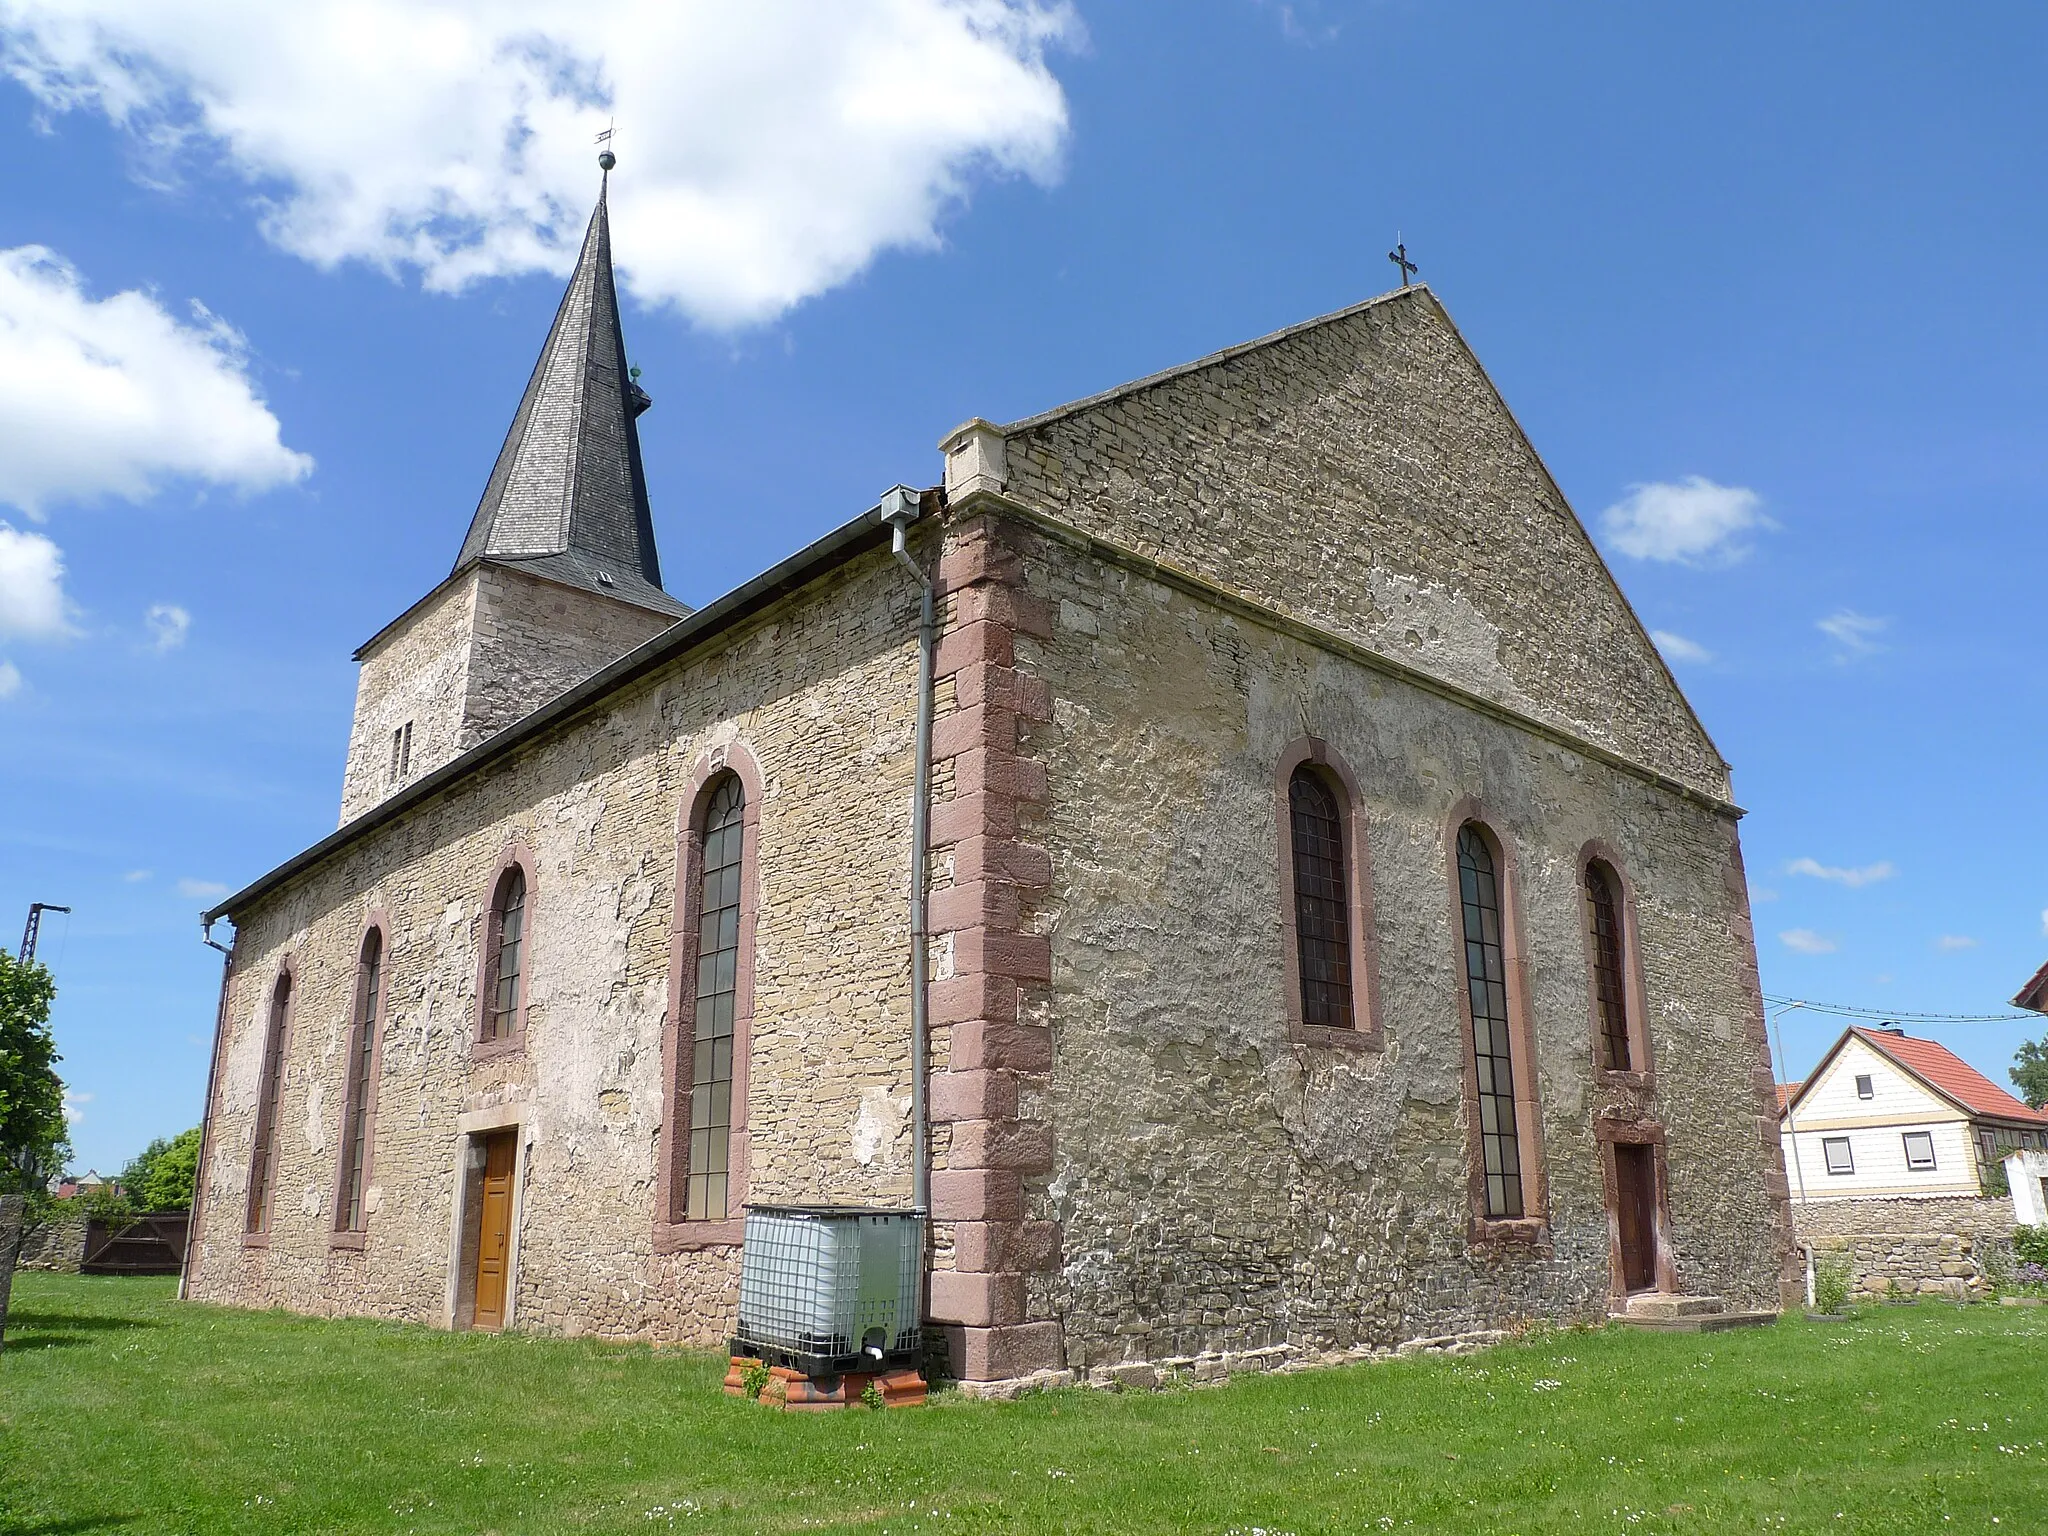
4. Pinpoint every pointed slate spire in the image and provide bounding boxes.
[454,165,686,617]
